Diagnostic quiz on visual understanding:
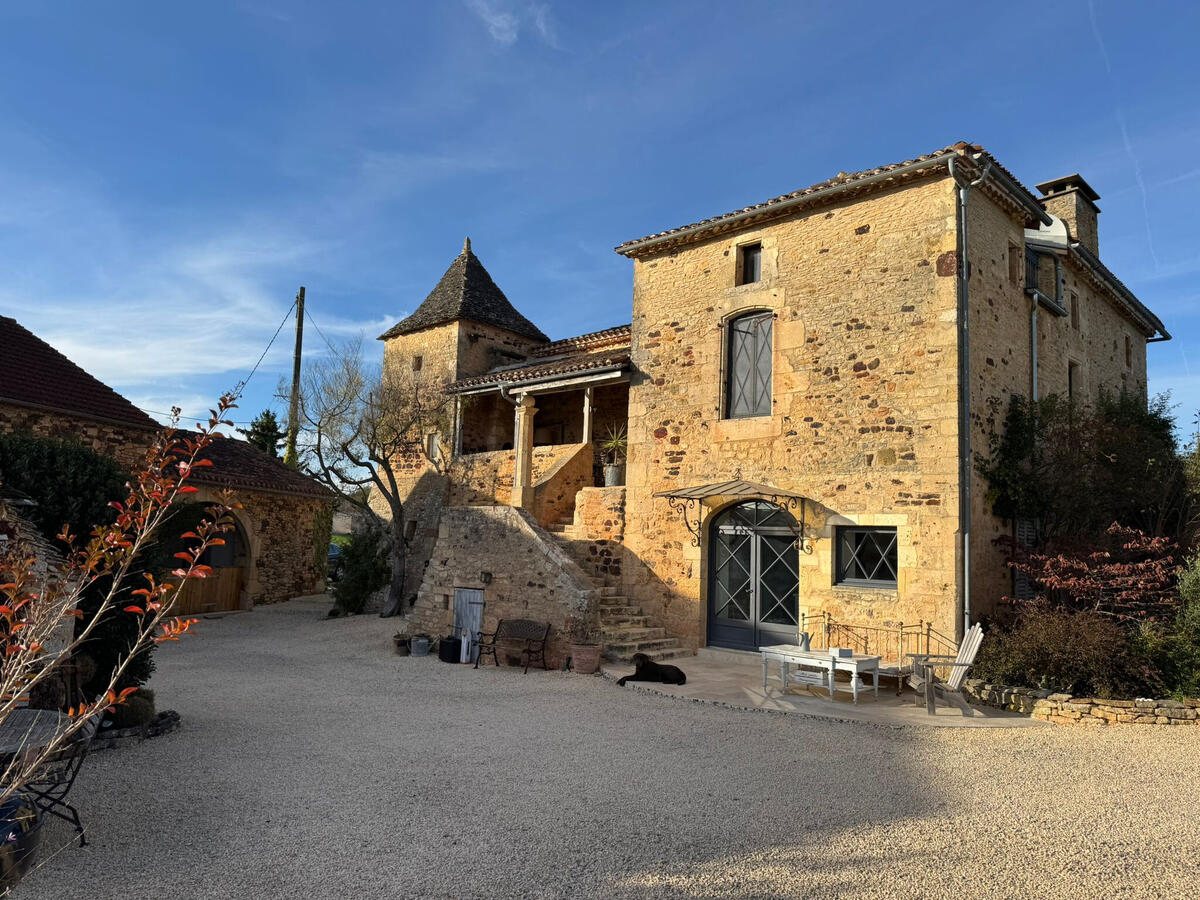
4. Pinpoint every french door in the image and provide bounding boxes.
[707,501,800,650]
